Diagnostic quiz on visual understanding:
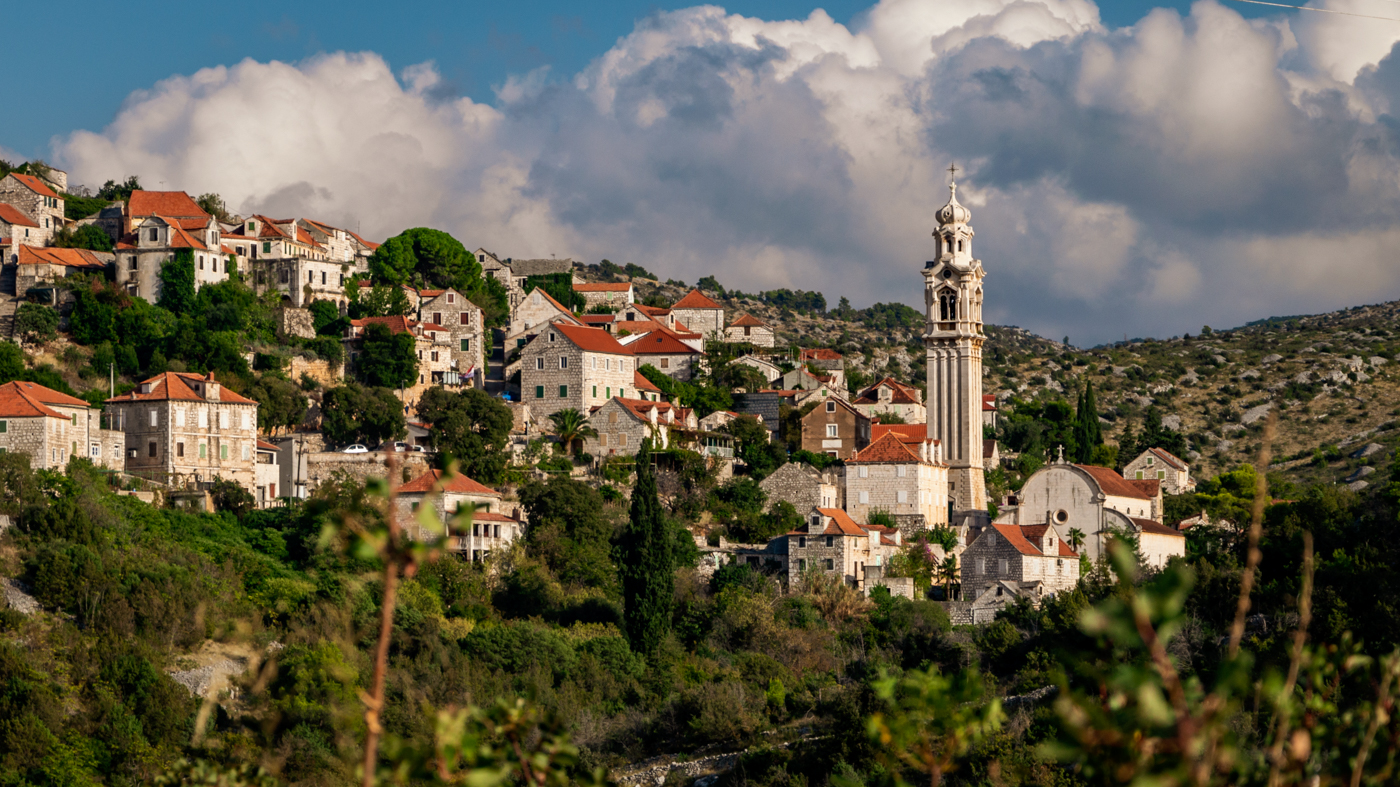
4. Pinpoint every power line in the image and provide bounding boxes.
[1228,0,1400,21]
